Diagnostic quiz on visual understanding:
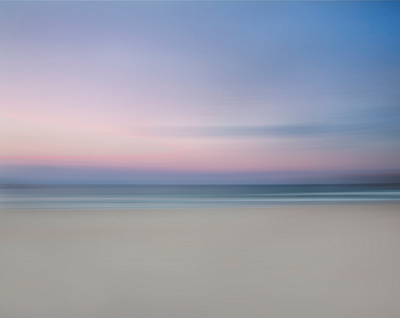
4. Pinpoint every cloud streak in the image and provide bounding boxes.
[157,120,399,139]
[155,104,400,140]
